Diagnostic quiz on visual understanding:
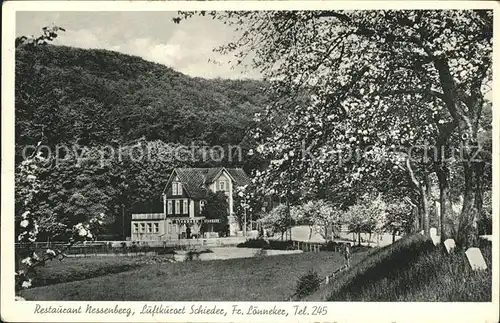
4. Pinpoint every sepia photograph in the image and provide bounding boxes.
[1,1,498,322]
